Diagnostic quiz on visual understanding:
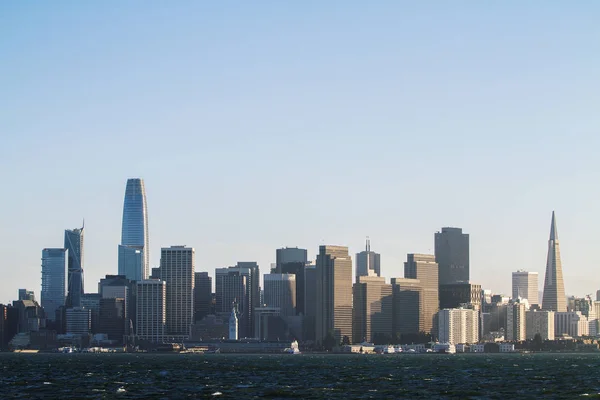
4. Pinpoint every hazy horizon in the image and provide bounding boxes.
[2,2,600,303]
